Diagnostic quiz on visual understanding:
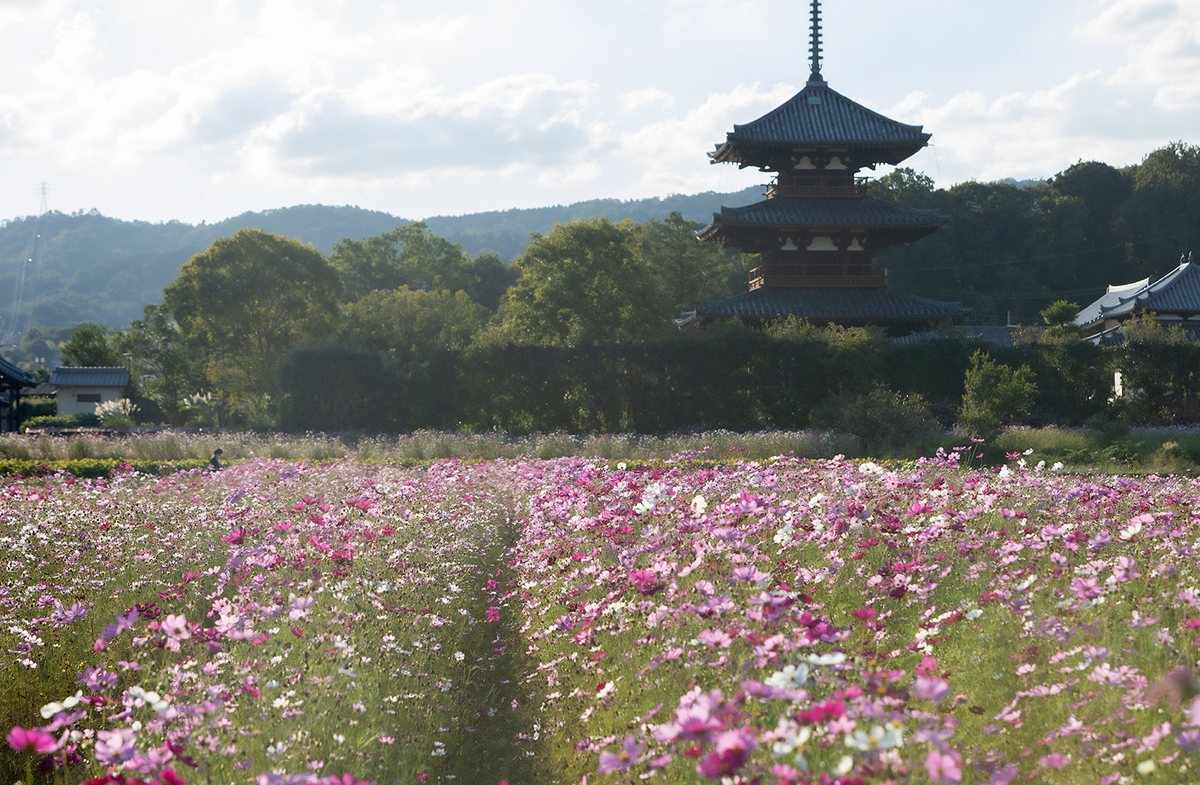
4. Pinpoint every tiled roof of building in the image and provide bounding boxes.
[696,287,967,322]
[1076,257,1200,327]
[50,367,131,387]
[712,80,930,165]
[0,355,35,389]
[700,197,946,238]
